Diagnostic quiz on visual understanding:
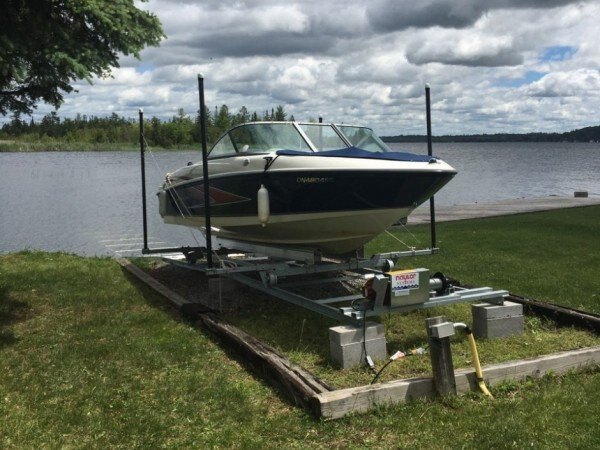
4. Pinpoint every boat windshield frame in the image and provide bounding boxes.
[208,121,390,158]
